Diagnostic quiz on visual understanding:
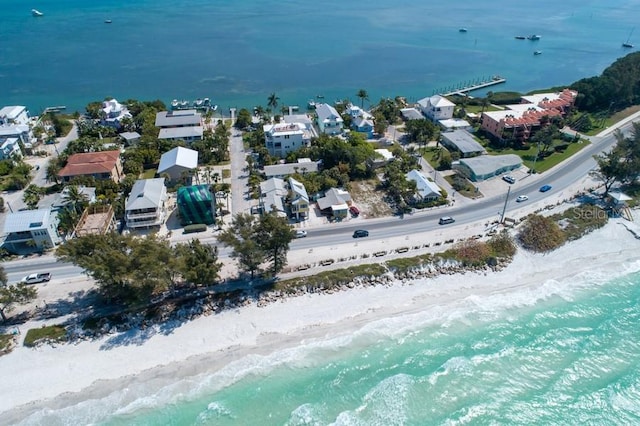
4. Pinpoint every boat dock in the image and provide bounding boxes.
[437,76,506,97]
